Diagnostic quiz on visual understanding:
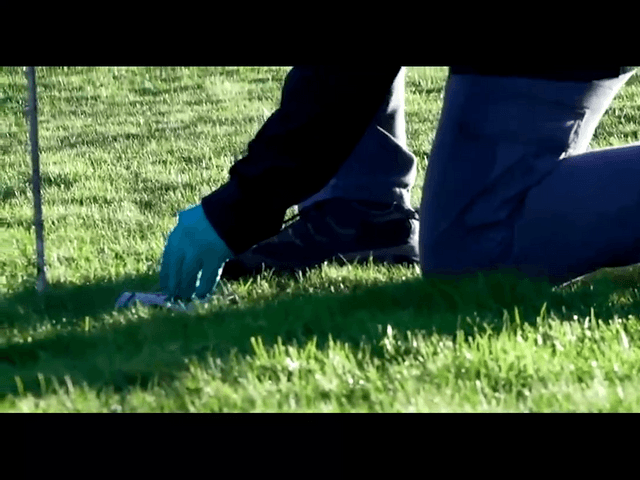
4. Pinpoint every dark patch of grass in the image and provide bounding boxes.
[2,266,640,401]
